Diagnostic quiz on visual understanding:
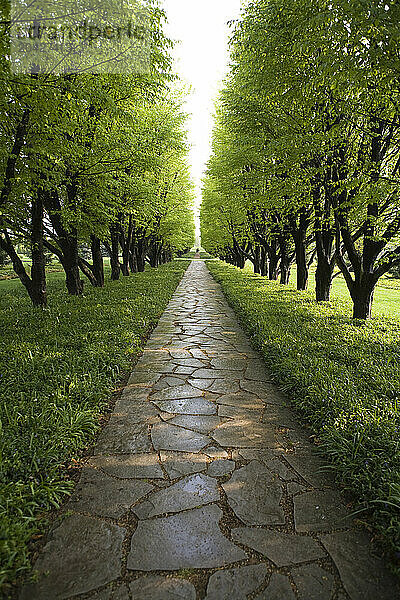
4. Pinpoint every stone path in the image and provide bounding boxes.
[21,261,399,600]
